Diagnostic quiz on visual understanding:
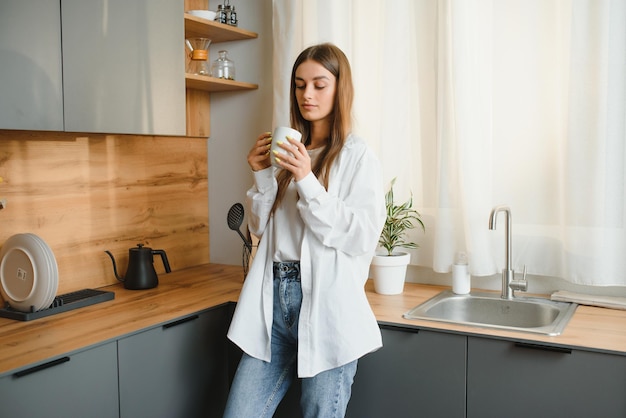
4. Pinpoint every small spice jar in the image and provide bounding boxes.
[228,5,238,26]
[215,4,227,24]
